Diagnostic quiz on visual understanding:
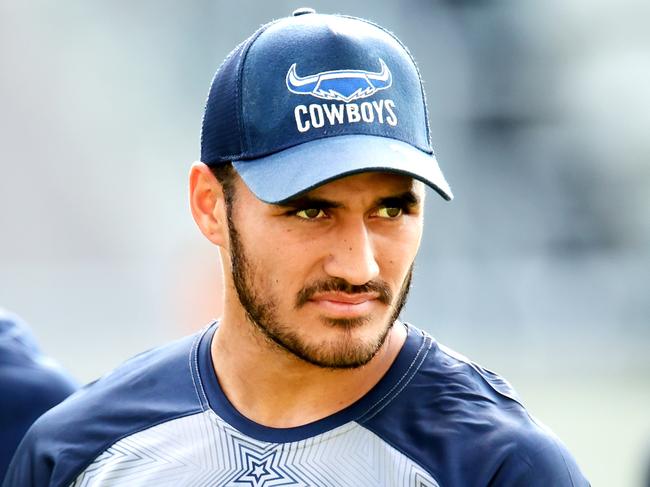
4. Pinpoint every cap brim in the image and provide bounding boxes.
[232,135,453,204]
